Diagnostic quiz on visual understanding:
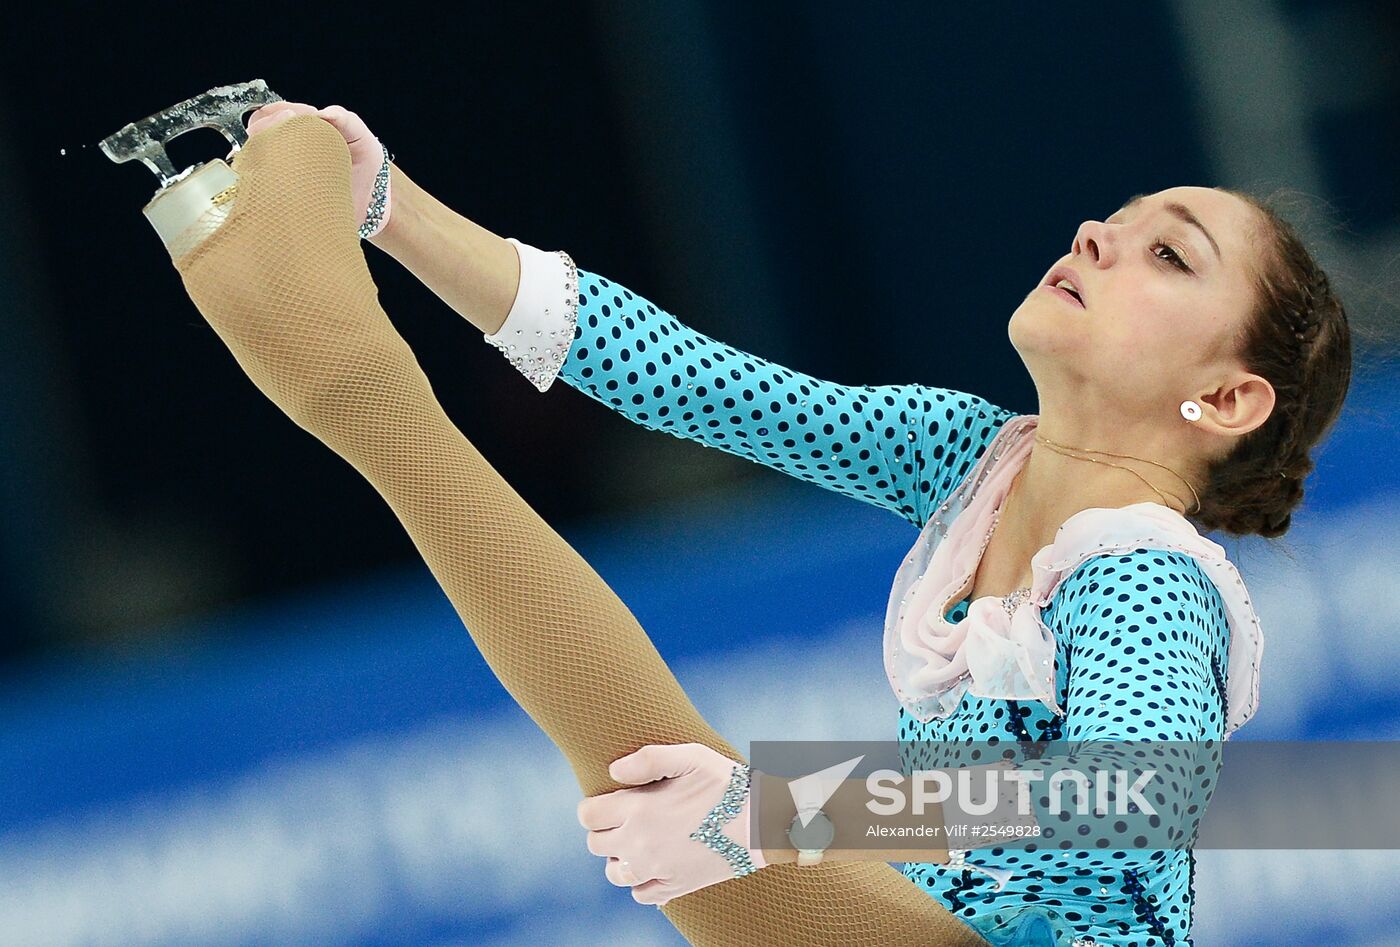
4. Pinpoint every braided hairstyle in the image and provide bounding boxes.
[1188,189,1353,539]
